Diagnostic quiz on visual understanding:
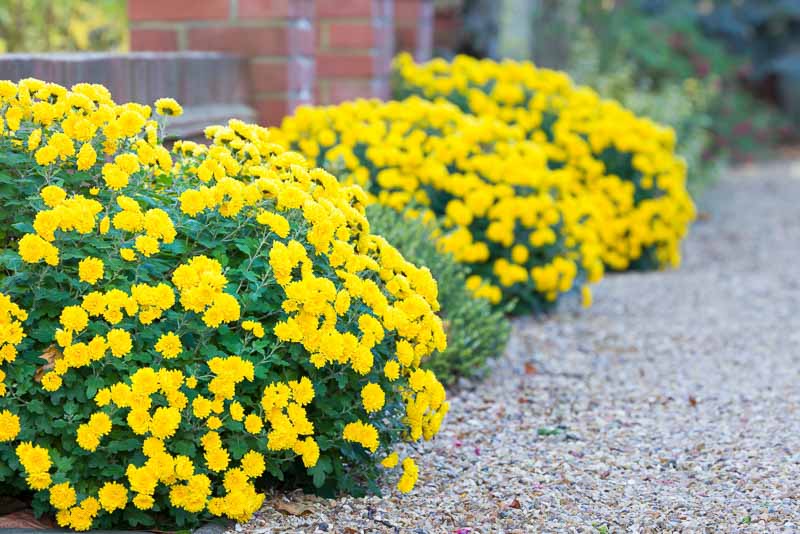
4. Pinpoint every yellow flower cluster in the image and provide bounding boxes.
[76,412,112,451]
[0,79,448,530]
[270,97,605,311]
[16,442,52,490]
[87,360,264,521]
[155,97,183,117]
[41,282,180,390]
[78,257,104,284]
[0,409,20,442]
[6,82,174,271]
[173,119,450,479]
[393,52,696,271]
[397,457,418,493]
[0,294,27,398]
[172,256,240,328]
[111,195,177,260]
[343,420,380,452]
